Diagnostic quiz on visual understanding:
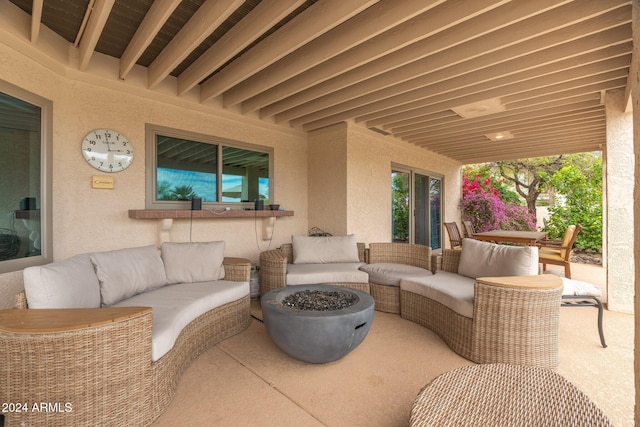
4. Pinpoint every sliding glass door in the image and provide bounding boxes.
[392,167,442,249]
